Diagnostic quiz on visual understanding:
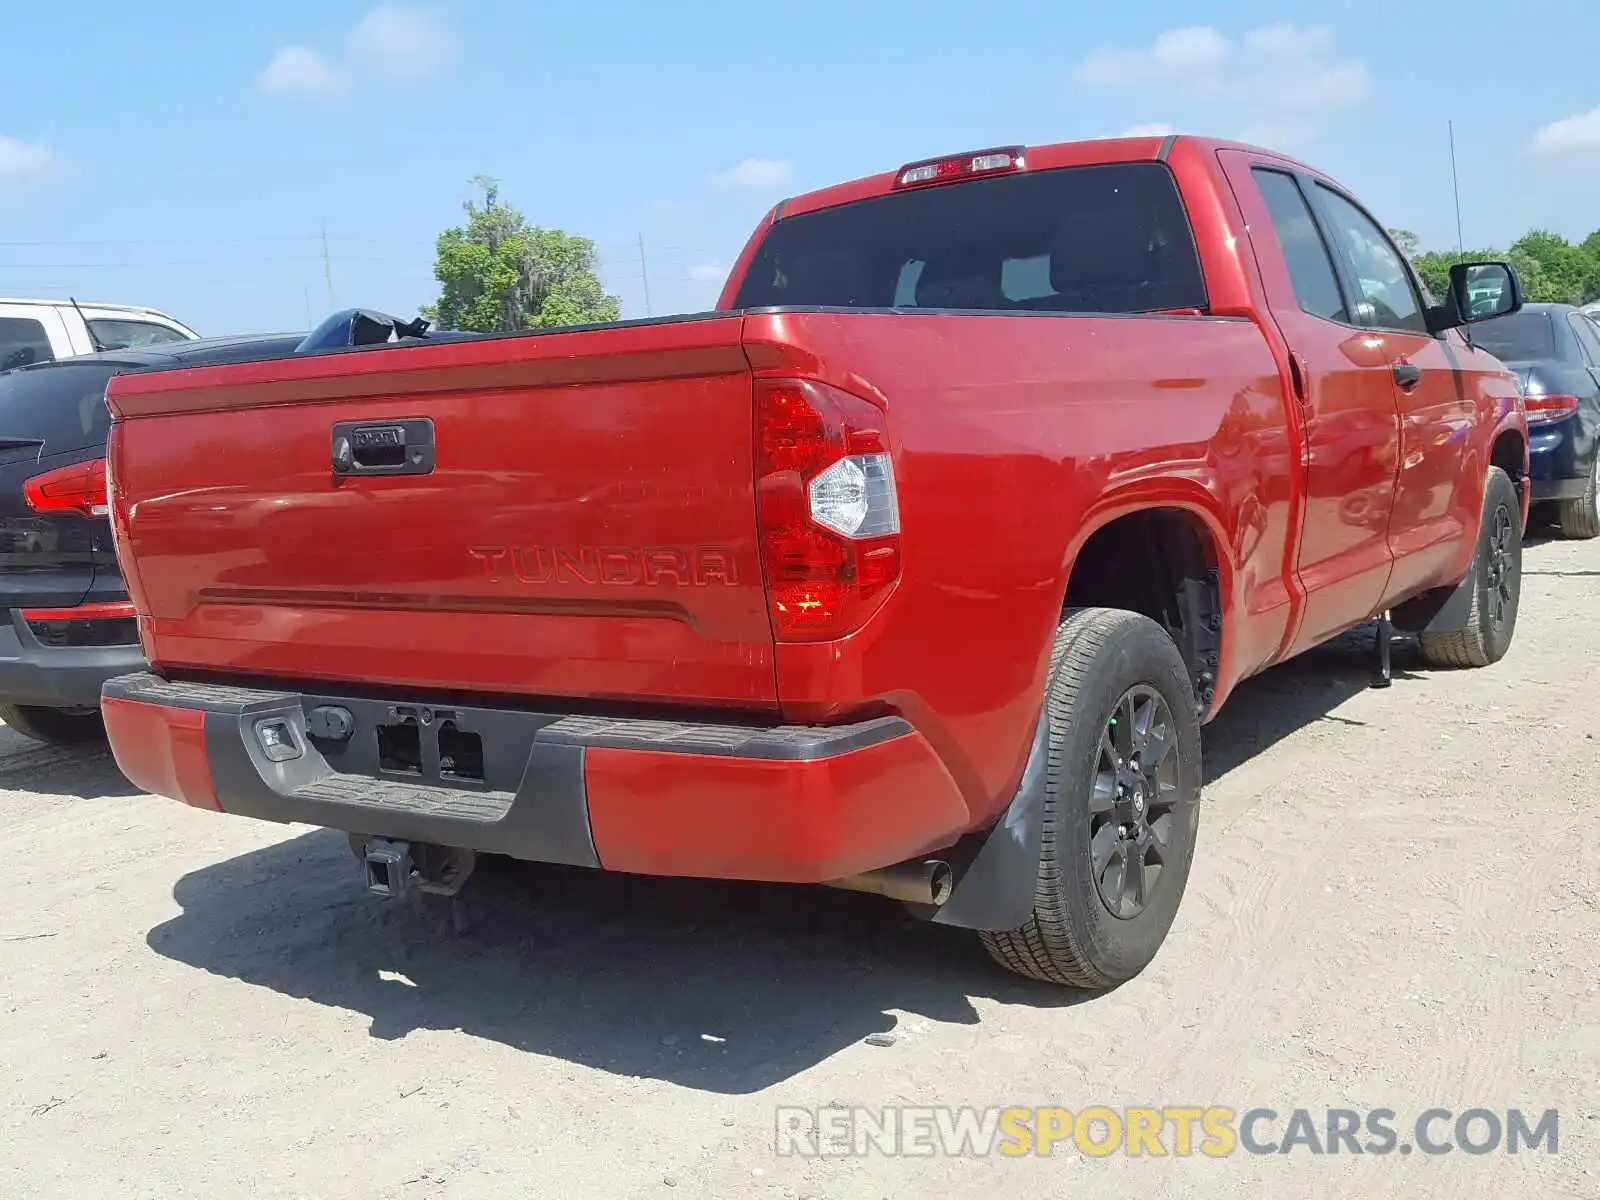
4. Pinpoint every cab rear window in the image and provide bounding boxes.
[732,162,1207,315]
